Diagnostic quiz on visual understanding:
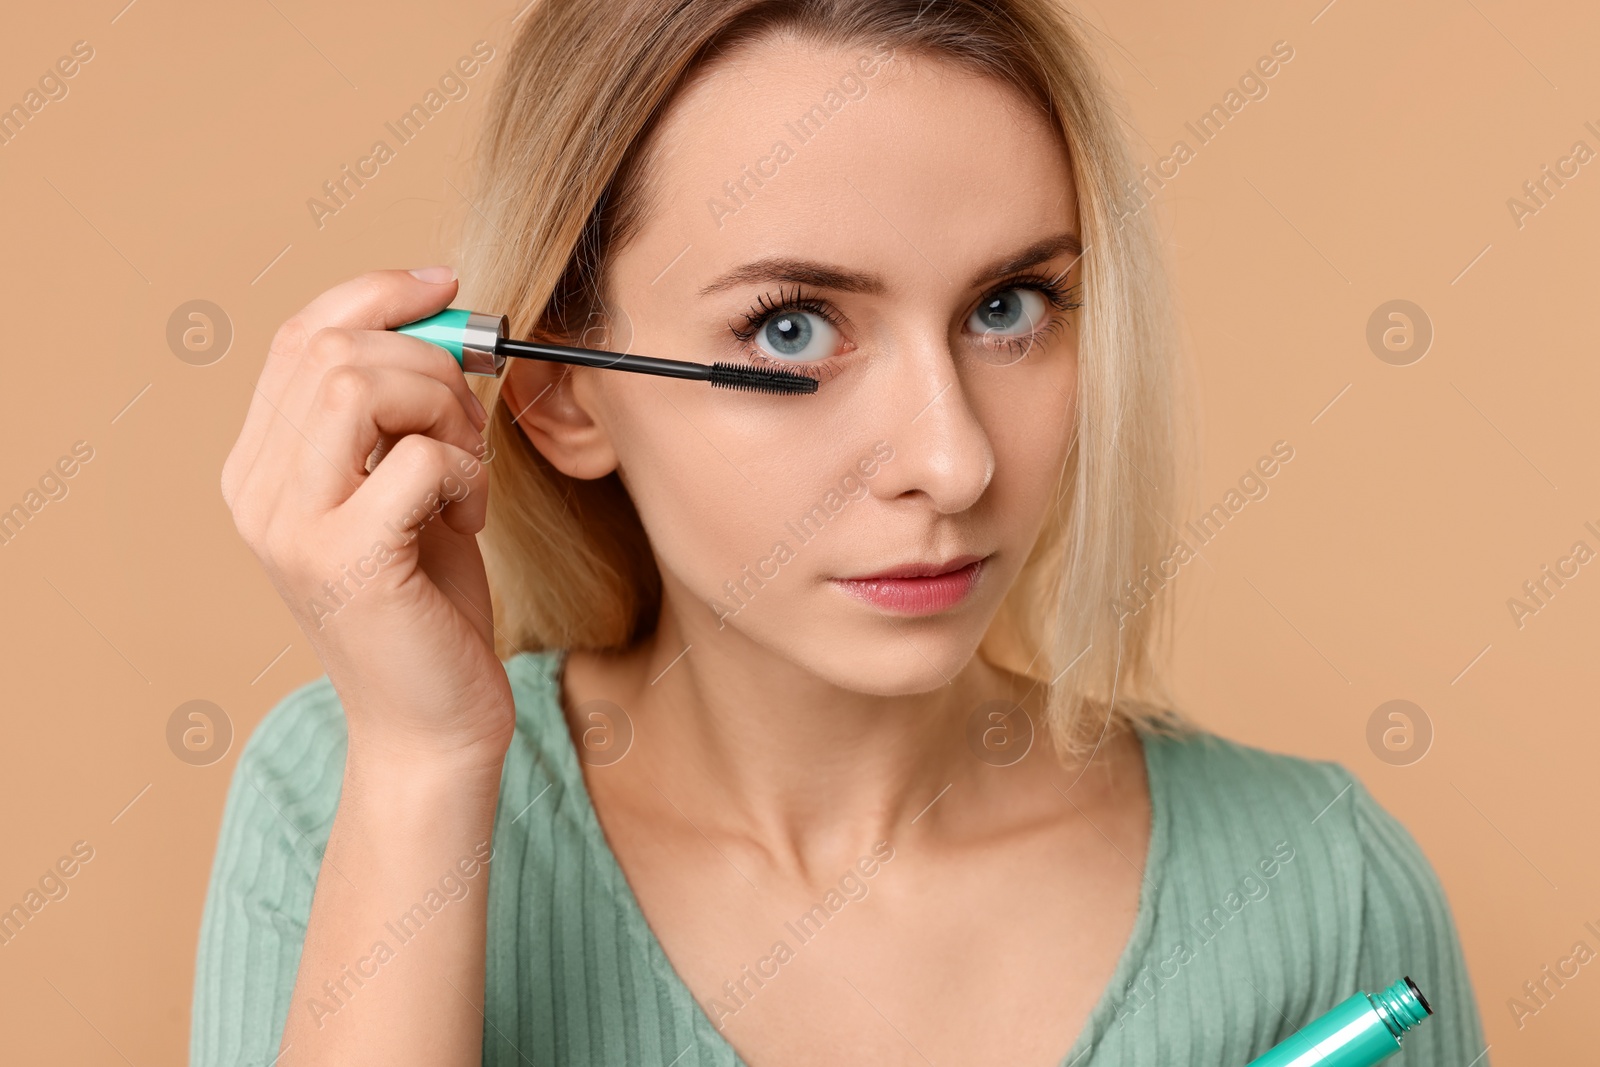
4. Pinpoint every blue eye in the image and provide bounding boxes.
[969,288,1048,338]
[755,310,840,363]
[733,285,848,369]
